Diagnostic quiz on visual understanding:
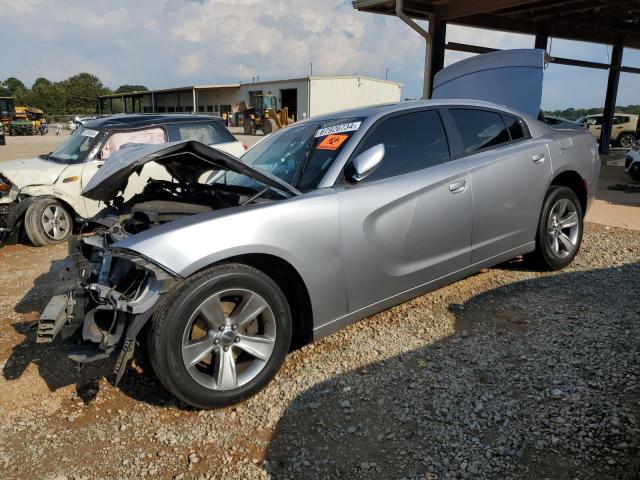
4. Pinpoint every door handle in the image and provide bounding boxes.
[531,153,545,164]
[449,181,466,194]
